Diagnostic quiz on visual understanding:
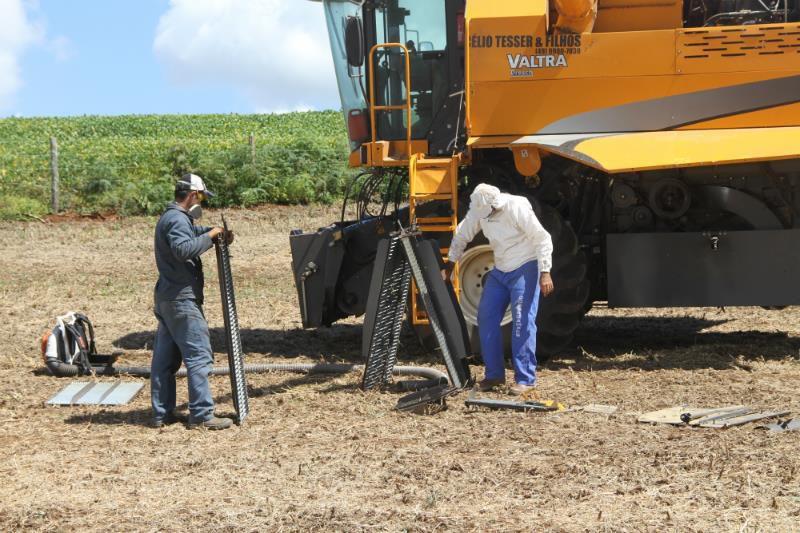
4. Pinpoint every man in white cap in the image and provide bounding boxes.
[150,173,233,429]
[445,183,554,395]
